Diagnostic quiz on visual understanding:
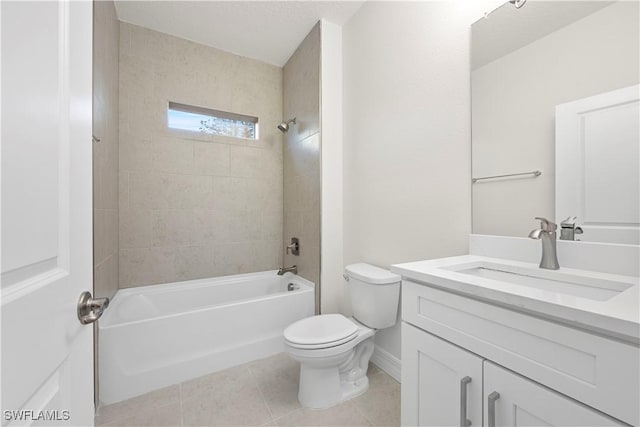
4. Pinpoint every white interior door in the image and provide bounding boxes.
[1,1,94,425]
[556,84,640,245]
